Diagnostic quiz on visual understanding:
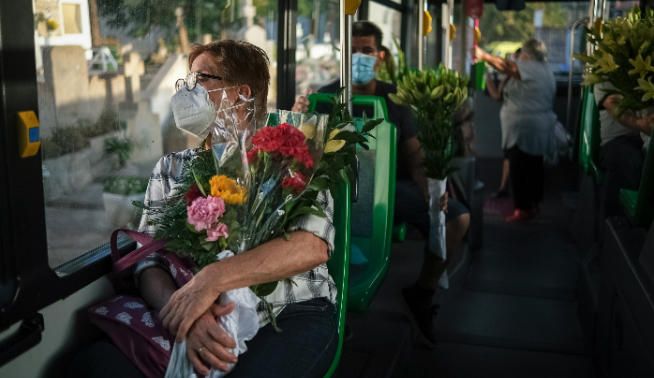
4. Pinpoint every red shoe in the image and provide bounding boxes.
[505,209,533,223]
